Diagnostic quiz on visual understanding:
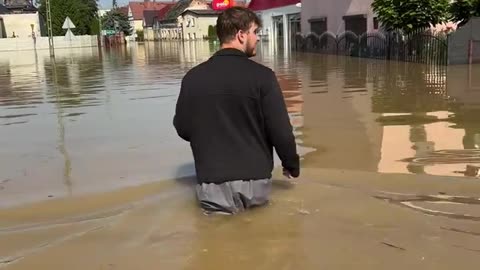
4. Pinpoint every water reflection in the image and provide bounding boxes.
[1,42,480,207]
[287,51,480,177]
